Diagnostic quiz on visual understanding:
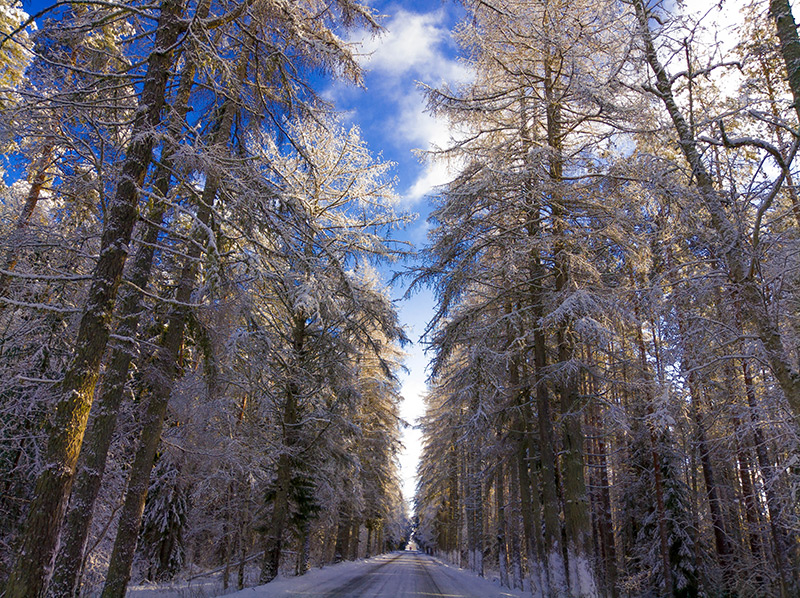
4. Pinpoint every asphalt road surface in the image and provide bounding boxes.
[227,551,520,598]
[317,551,461,598]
